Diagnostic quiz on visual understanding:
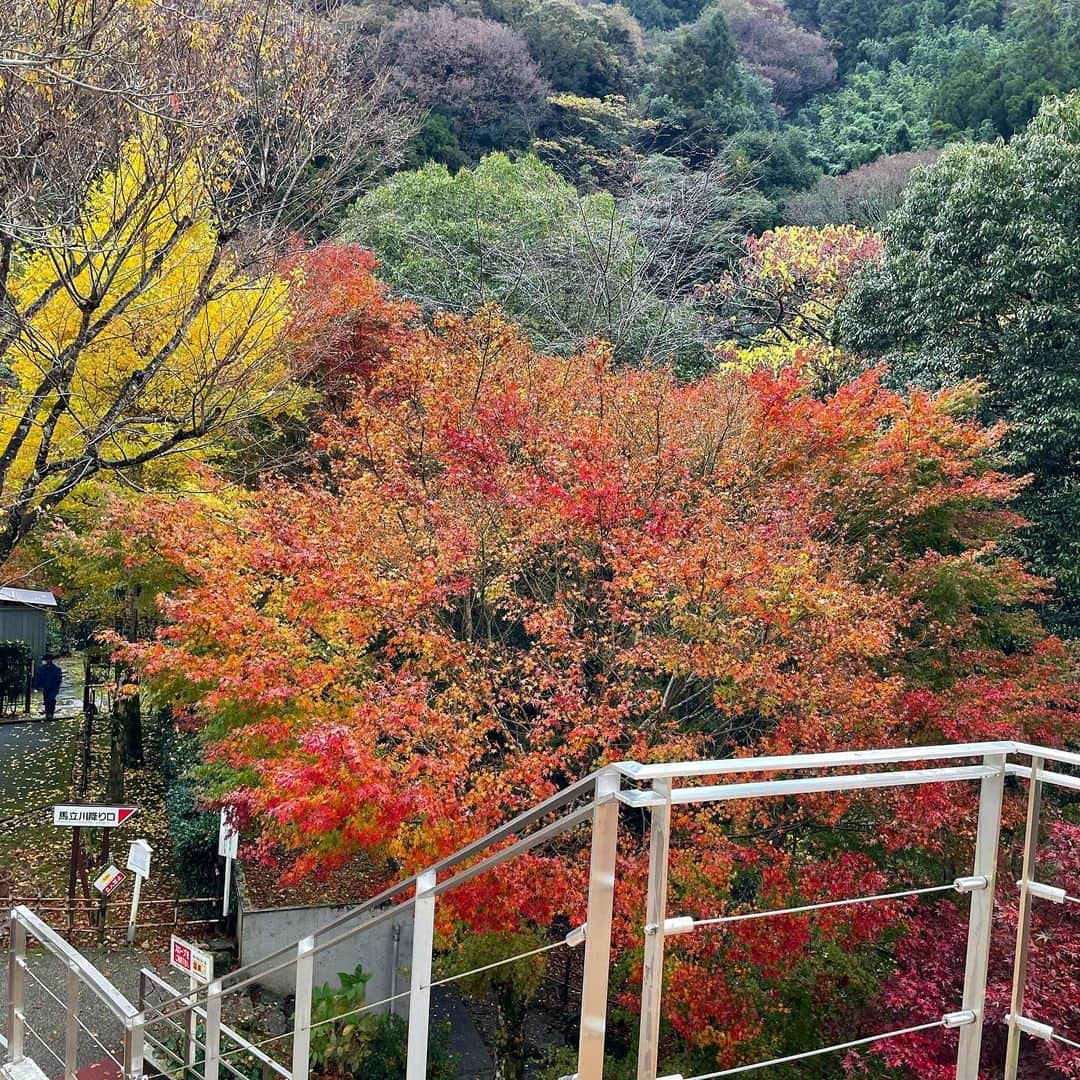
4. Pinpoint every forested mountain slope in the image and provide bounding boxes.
[338,0,1079,216]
